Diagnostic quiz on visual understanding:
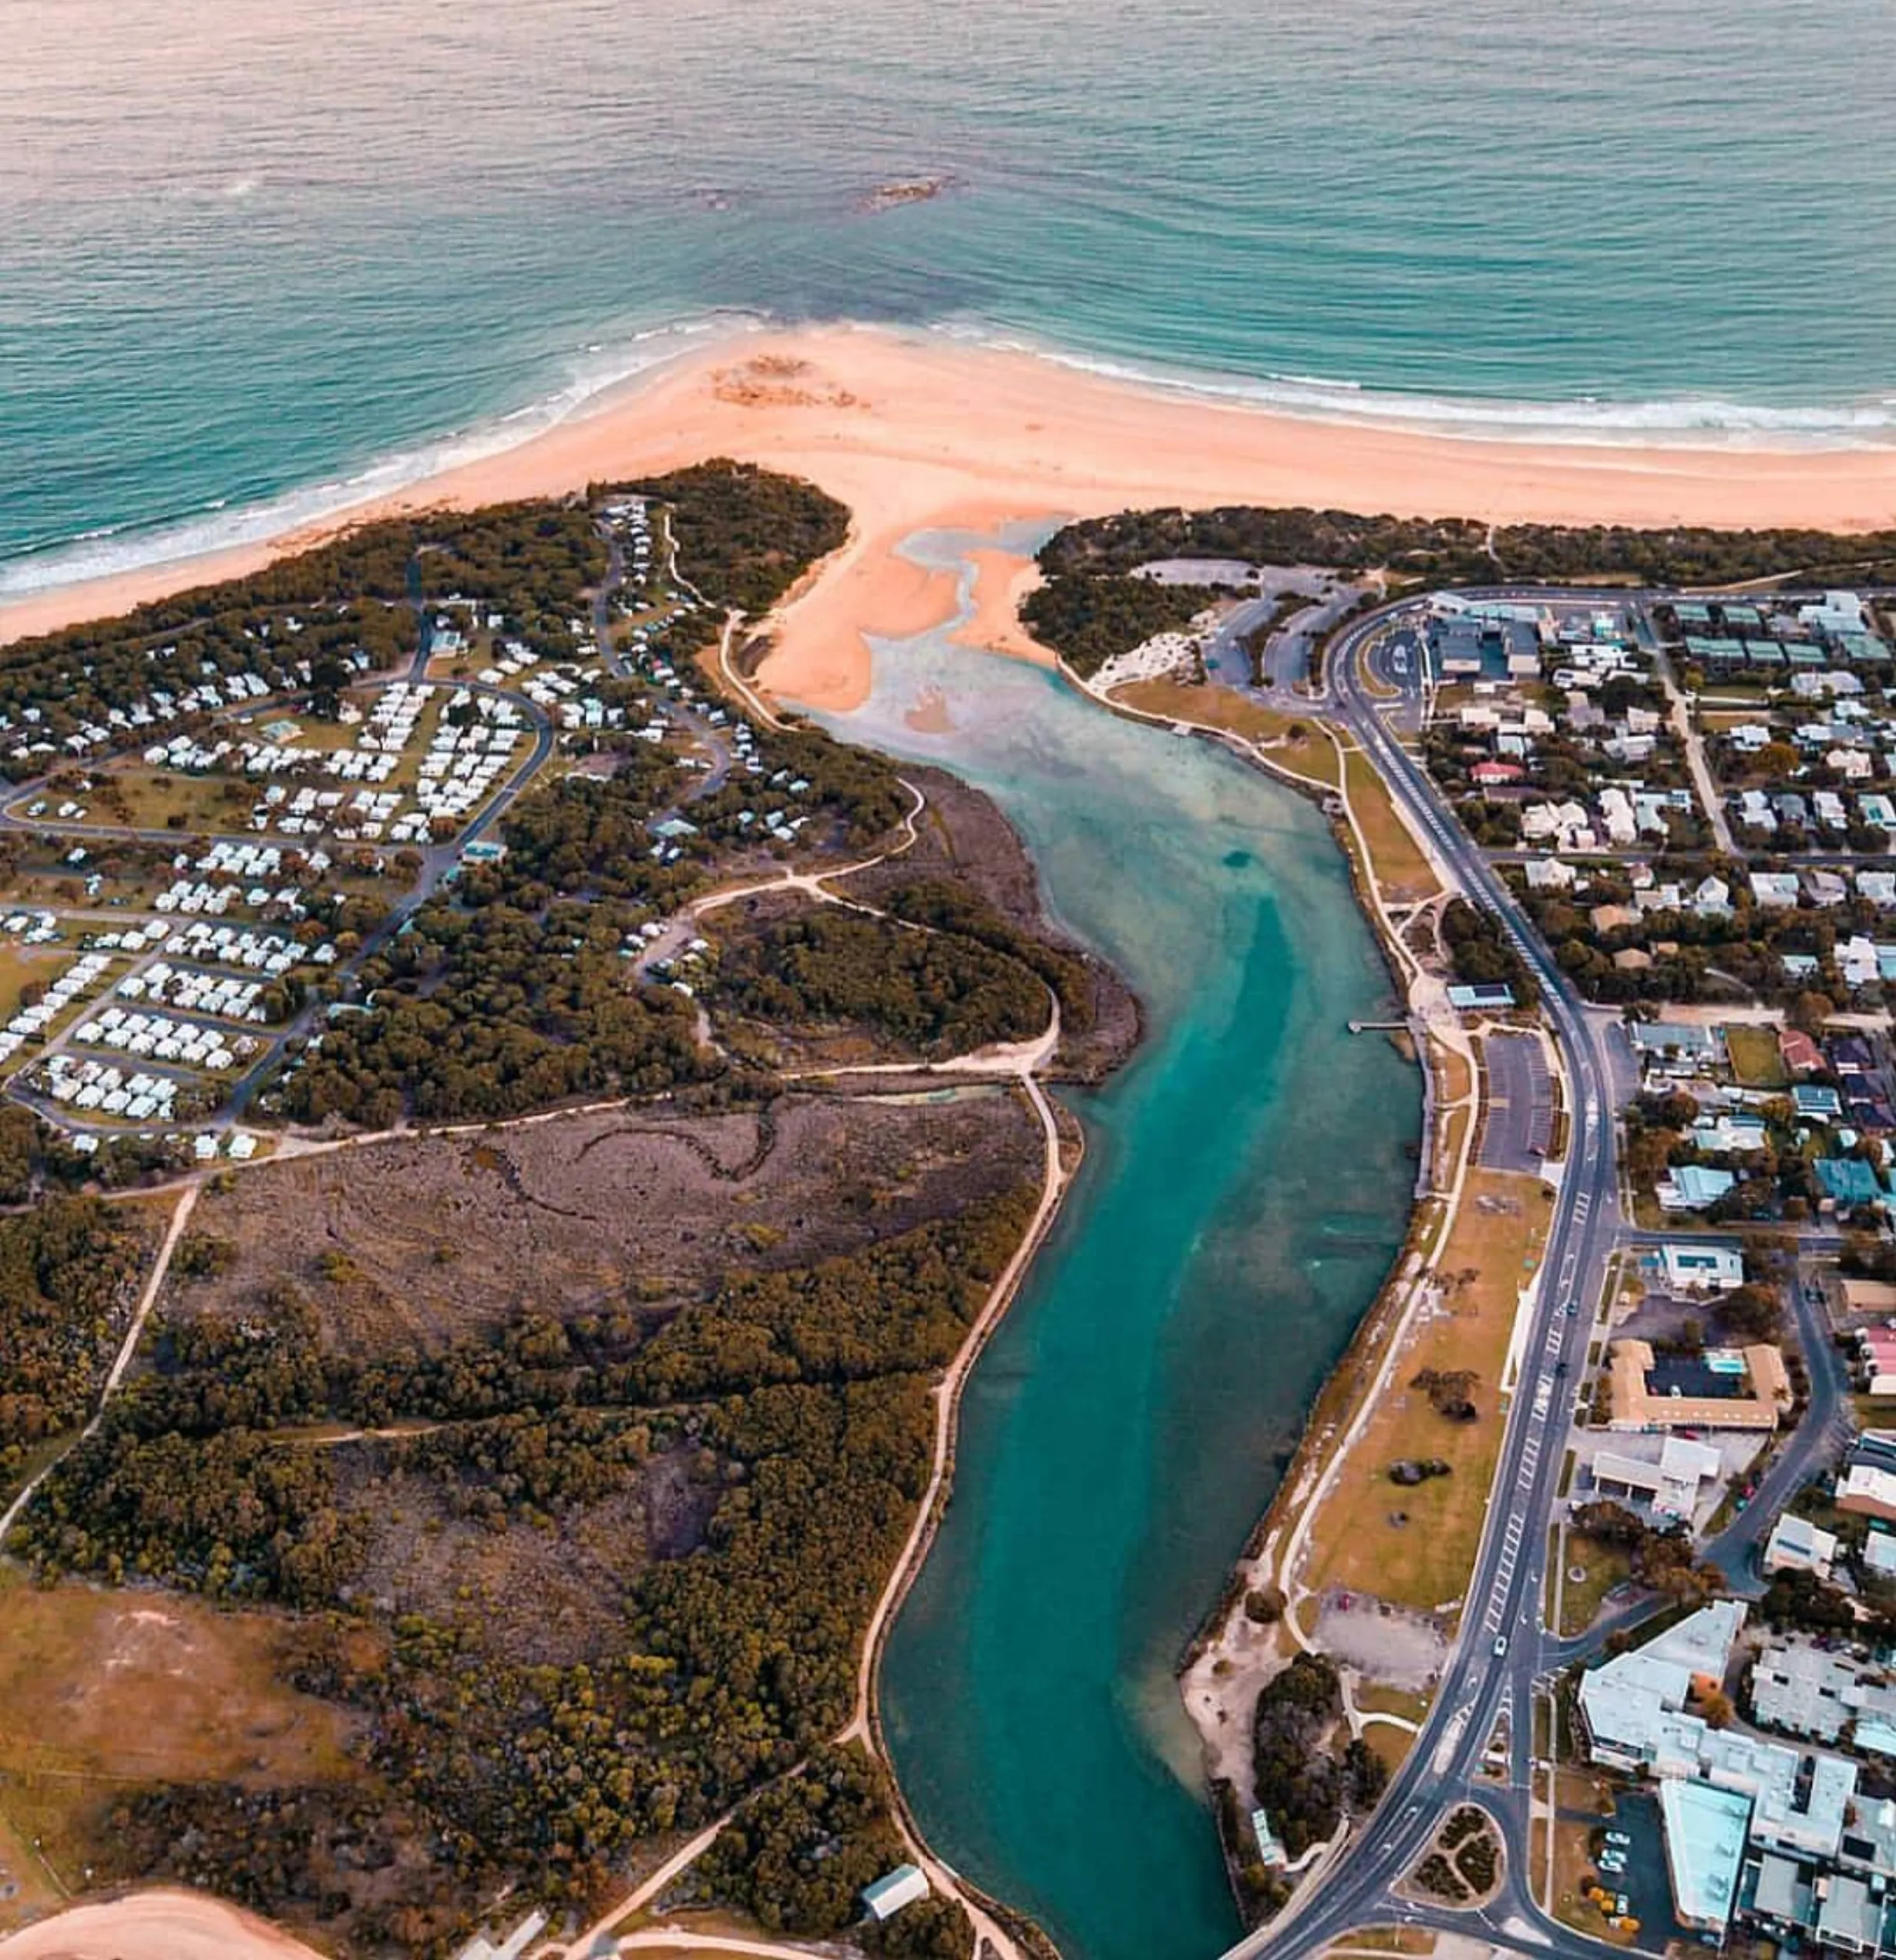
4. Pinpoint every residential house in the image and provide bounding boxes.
[1658,1165,1739,1213]
[1761,1514,1840,1582]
